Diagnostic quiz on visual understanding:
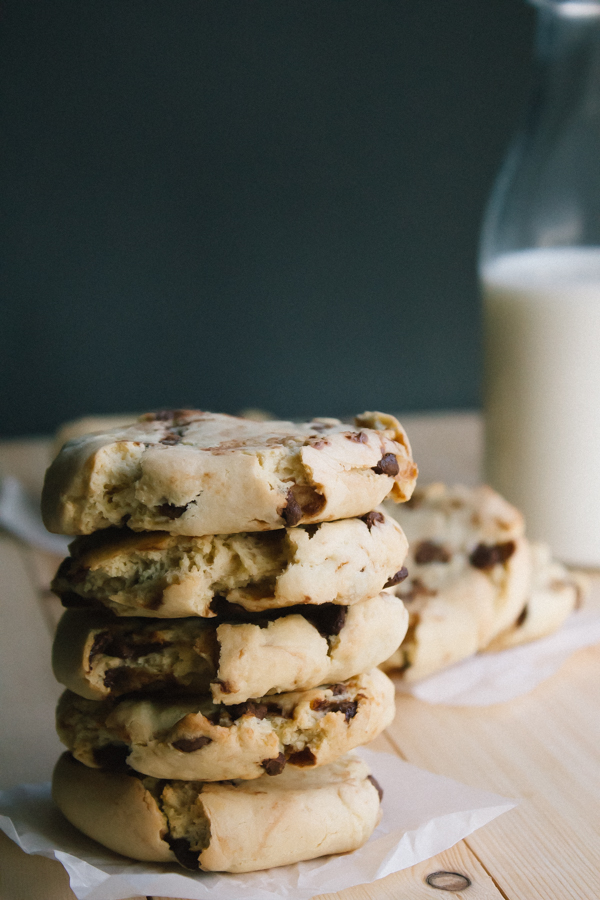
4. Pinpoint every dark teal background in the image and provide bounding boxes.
[0,0,534,436]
